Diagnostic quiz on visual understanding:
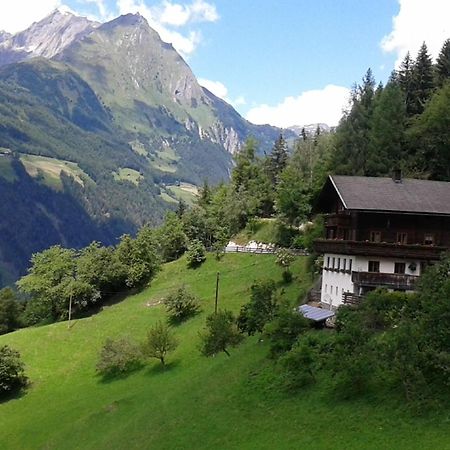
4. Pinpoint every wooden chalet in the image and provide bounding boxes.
[313,172,450,308]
